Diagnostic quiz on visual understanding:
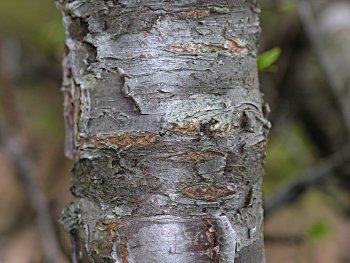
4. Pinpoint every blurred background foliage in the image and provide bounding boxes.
[0,0,350,262]
[0,0,64,52]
